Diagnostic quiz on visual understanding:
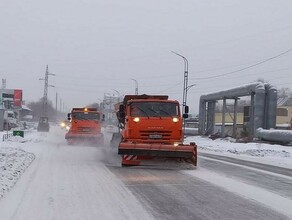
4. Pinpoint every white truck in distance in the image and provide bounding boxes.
[3,110,17,130]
